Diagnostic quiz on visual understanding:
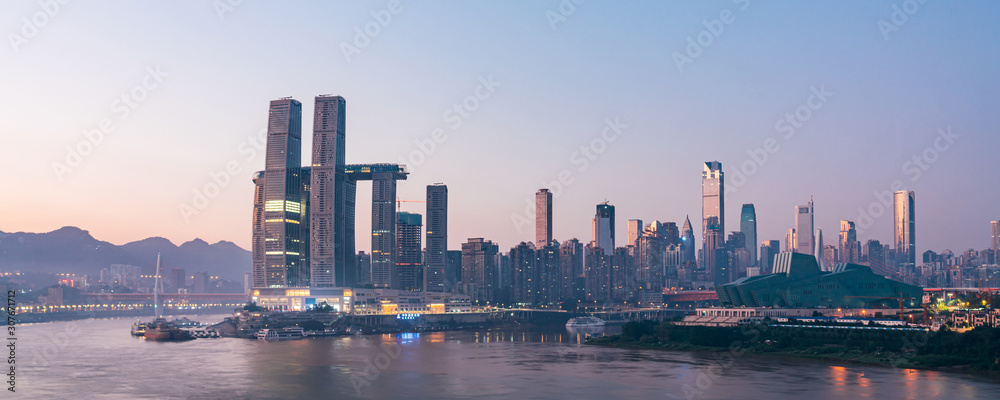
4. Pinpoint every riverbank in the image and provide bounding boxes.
[586,321,1000,377]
